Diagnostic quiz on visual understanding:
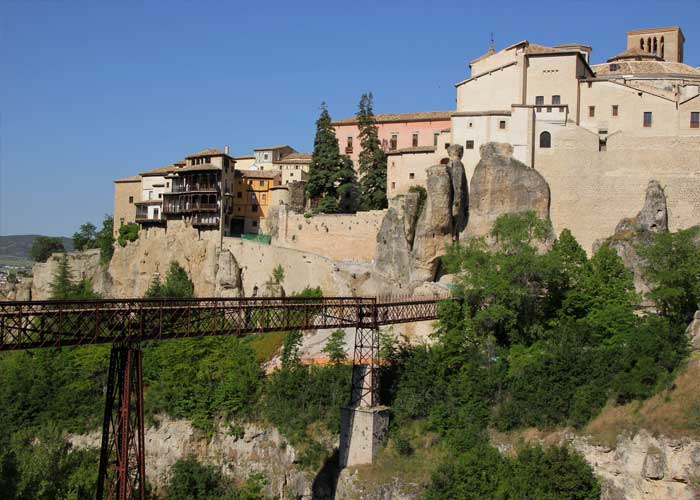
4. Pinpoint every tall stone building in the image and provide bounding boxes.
[445,25,699,251]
